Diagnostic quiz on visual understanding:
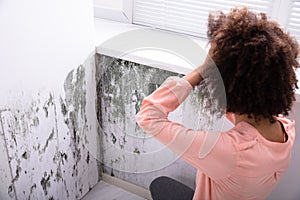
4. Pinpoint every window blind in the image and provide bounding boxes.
[286,1,300,43]
[133,0,273,38]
